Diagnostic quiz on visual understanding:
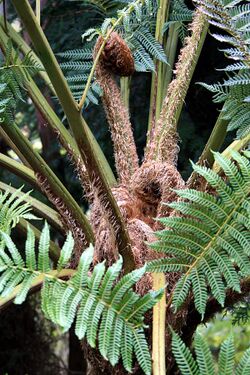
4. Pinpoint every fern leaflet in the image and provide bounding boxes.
[0,186,37,244]
[147,151,250,318]
[0,40,43,124]
[195,0,250,139]
[0,223,163,374]
[172,331,250,375]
